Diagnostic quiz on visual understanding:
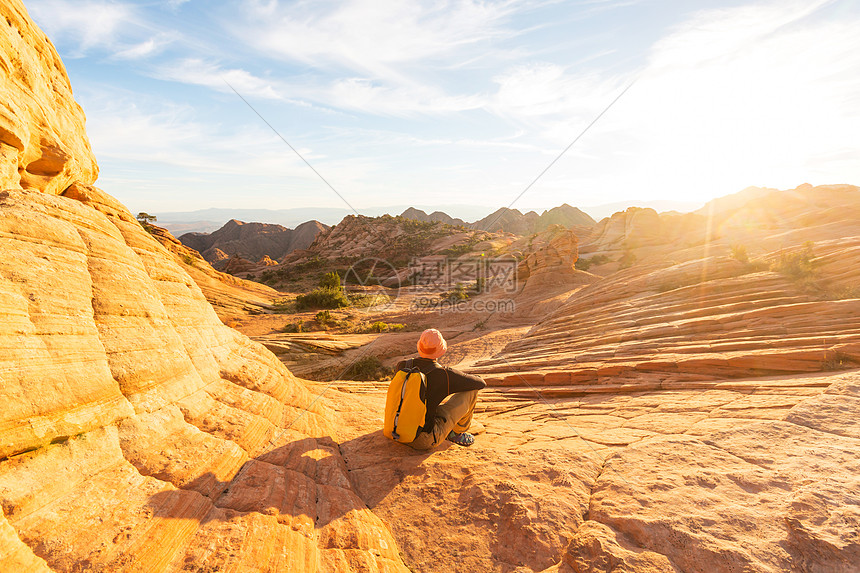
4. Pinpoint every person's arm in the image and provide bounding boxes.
[442,367,486,393]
